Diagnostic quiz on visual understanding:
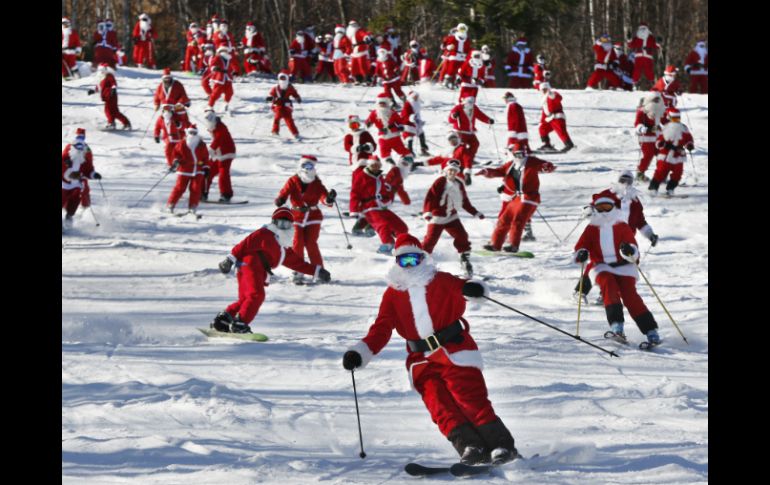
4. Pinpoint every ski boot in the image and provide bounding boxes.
[460,447,487,465]
[460,252,473,278]
[490,447,518,465]
[121,122,132,131]
[573,291,588,306]
[464,172,472,186]
[537,136,555,152]
[560,139,575,153]
[364,226,377,237]
[351,217,368,237]
[63,214,75,230]
[482,243,499,252]
[502,244,519,253]
[604,322,627,343]
[219,195,232,203]
[166,204,175,213]
[103,122,116,131]
[645,329,661,345]
[230,316,252,334]
[522,222,536,241]
[211,311,235,332]
[636,171,650,182]
[201,191,209,202]
[376,243,394,255]
[292,271,305,285]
